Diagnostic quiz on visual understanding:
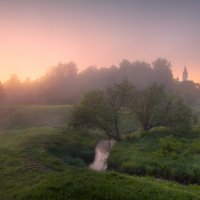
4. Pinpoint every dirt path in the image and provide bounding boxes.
[89,140,115,171]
